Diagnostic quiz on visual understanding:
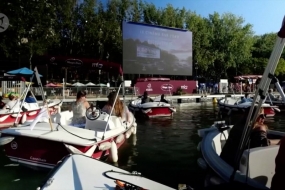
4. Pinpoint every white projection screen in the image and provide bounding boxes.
[123,22,193,75]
